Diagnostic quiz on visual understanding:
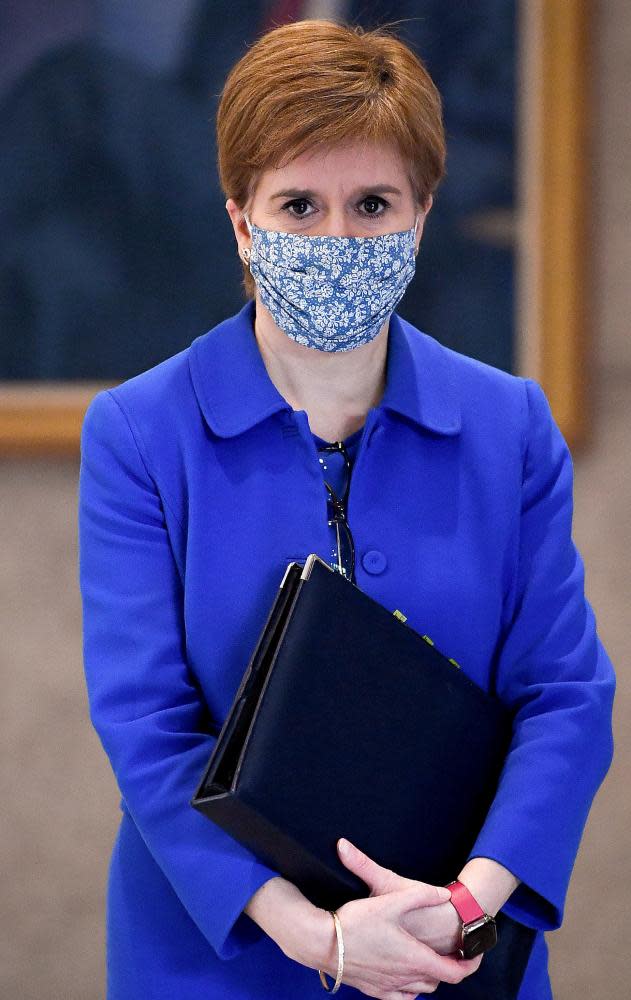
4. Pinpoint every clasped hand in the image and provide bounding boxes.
[337,838,463,955]
[323,837,483,998]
